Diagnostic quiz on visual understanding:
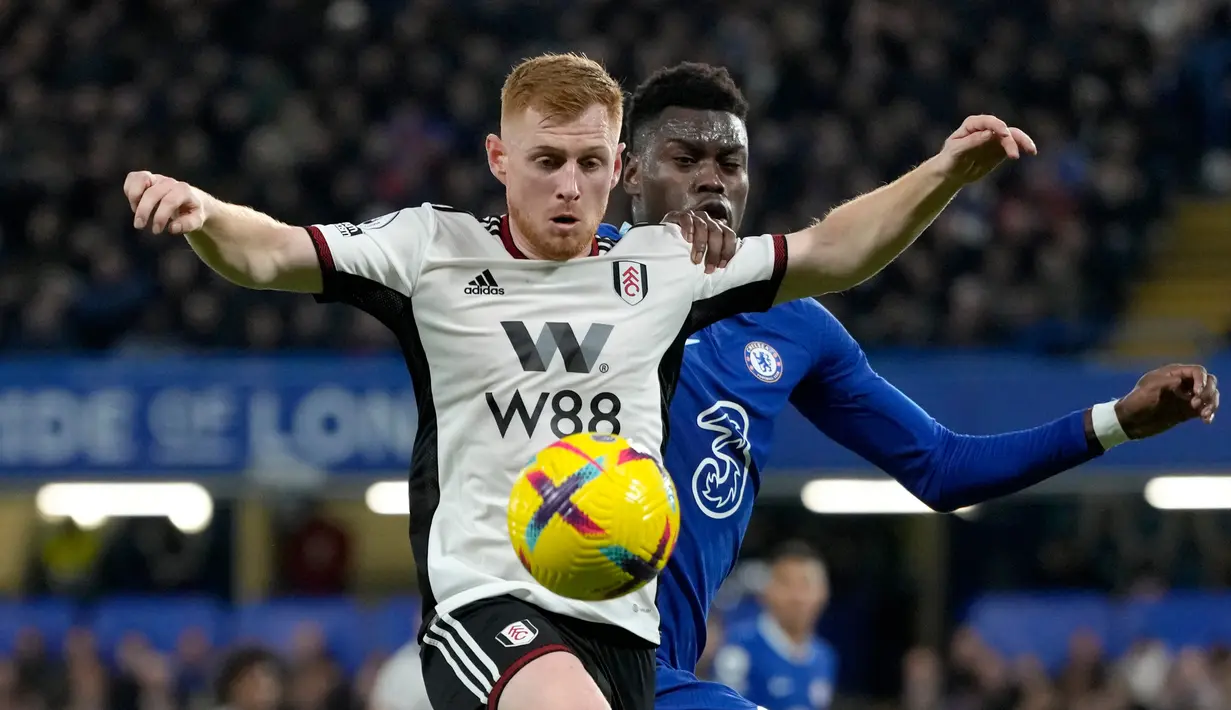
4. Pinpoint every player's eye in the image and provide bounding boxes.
[534,156,562,170]
[721,161,744,171]
[672,156,696,167]
[579,158,603,171]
